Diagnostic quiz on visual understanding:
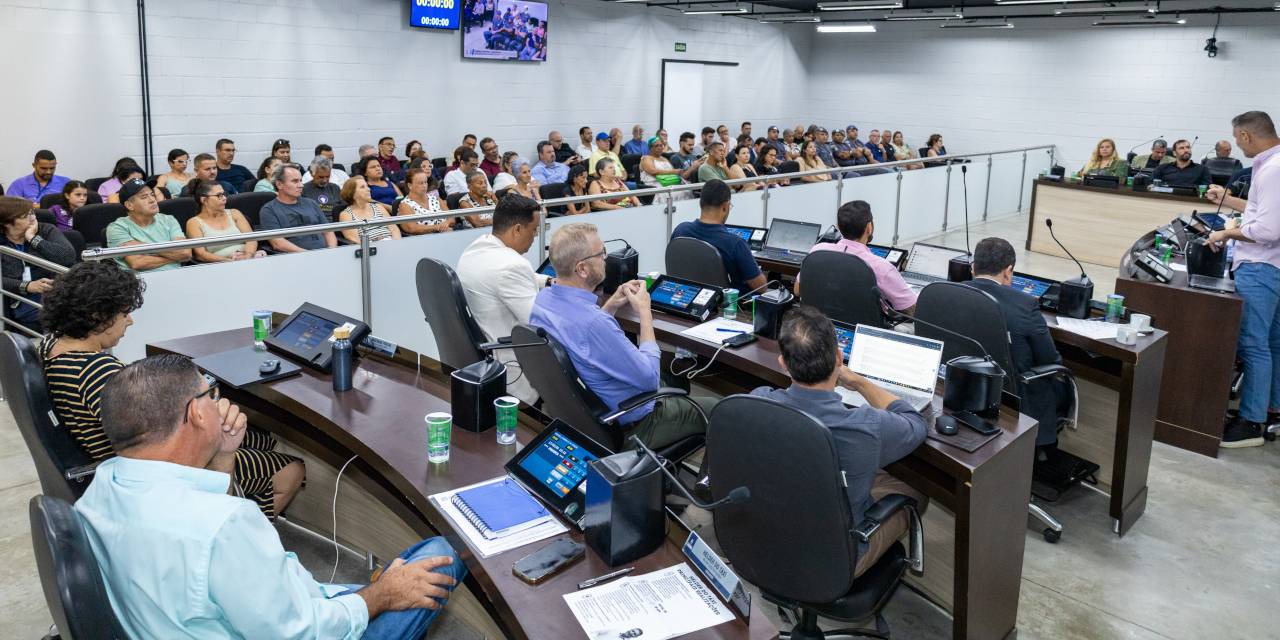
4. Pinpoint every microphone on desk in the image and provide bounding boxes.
[881,303,1006,420]
[1045,219,1094,319]
[625,436,750,510]
[948,165,974,283]
[1127,135,1165,163]
[721,279,784,308]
